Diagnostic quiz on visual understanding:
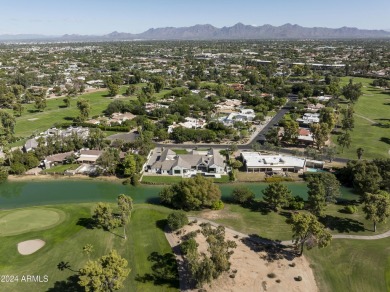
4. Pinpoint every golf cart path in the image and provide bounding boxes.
[354,113,376,124]
[180,216,390,246]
